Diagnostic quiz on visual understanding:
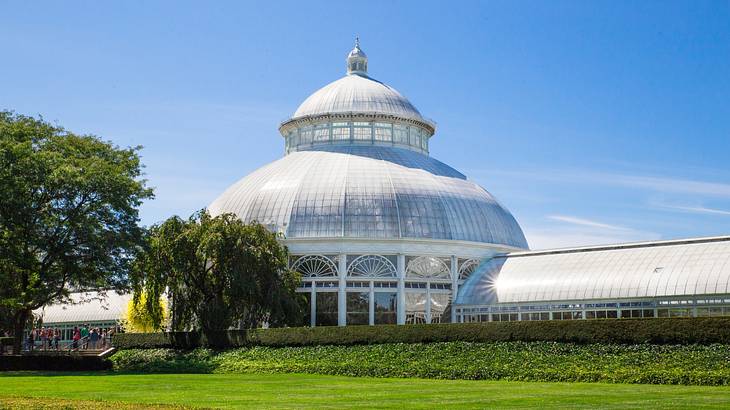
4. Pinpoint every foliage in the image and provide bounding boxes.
[130,210,304,335]
[112,317,730,349]
[0,111,153,351]
[111,348,216,373]
[110,342,730,385]
[0,397,186,410]
[0,355,111,371]
[121,292,168,333]
[0,336,13,354]
[3,373,730,409]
